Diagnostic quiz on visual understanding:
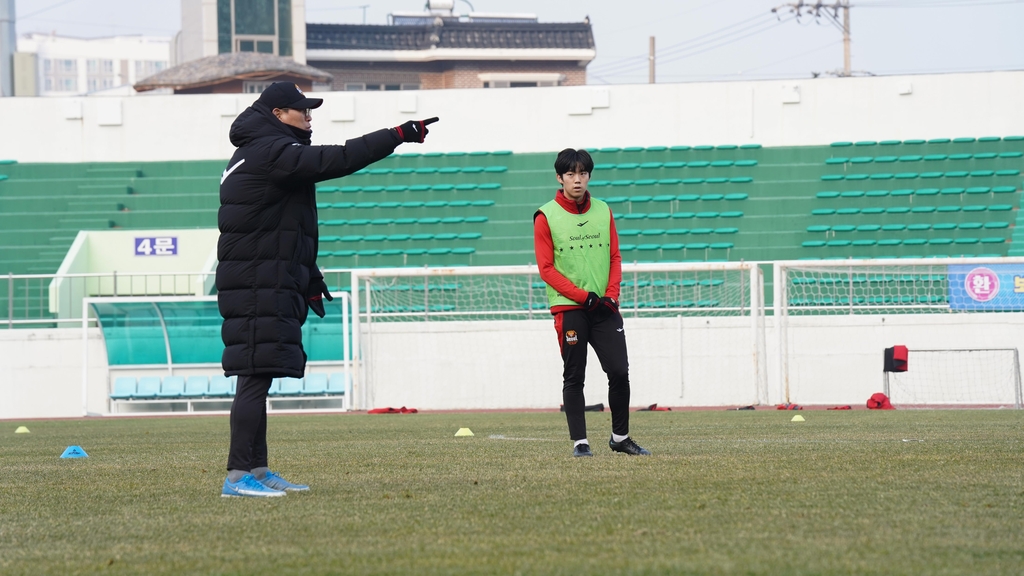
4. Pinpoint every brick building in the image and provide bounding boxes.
[305,16,596,91]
